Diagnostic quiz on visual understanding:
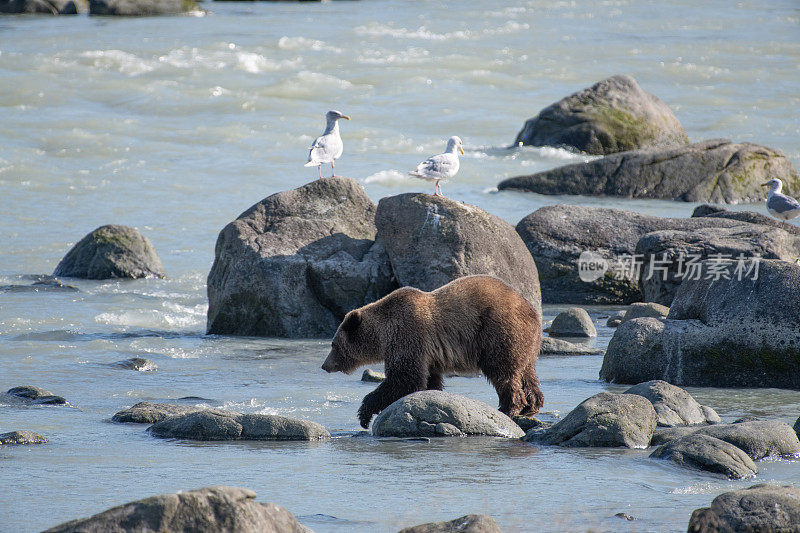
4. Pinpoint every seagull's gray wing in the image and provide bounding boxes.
[307,133,341,165]
[410,153,458,180]
[768,193,800,214]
